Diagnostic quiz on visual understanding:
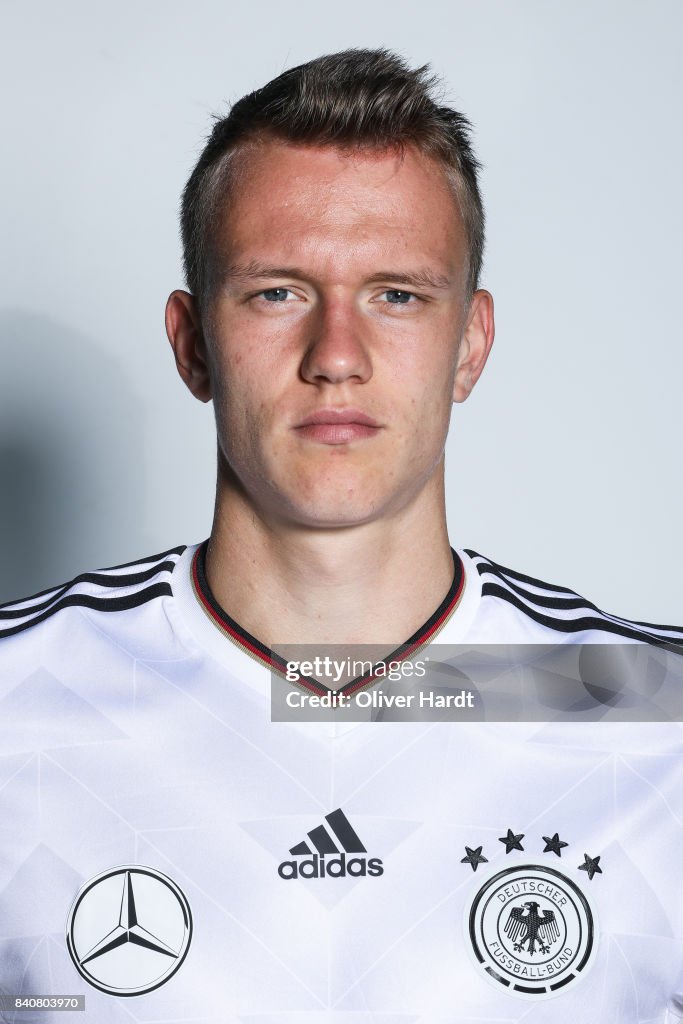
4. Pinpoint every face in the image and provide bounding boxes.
[167,139,494,529]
